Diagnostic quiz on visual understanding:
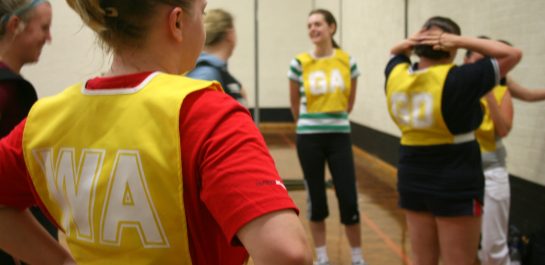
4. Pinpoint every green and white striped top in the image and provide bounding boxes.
[288,49,360,134]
